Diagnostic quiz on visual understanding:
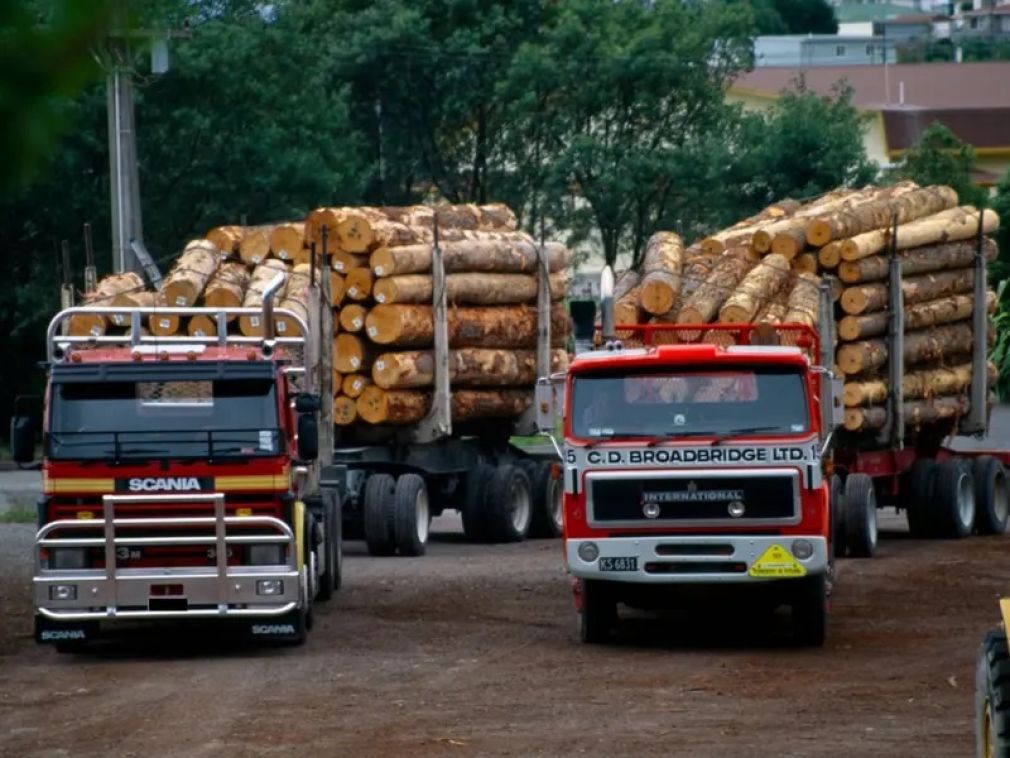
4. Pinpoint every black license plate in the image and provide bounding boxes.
[598,556,638,572]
